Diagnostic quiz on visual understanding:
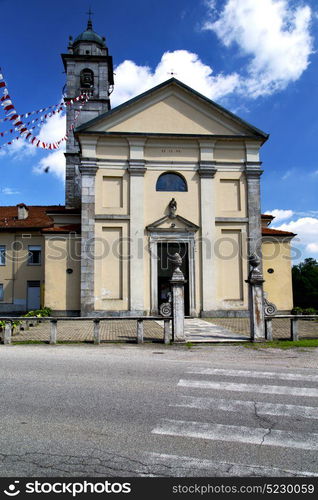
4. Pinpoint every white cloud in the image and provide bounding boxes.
[204,0,313,97]
[33,146,65,181]
[37,111,66,143]
[0,110,67,183]
[1,187,20,195]
[281,169,295,180]
[0,136,36,159]
[32,112,66,181]
[111,50,240,107]
[265,209,294,222]
[111,1,313,106]
[276,217,318,257]
[307,242,318,253]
